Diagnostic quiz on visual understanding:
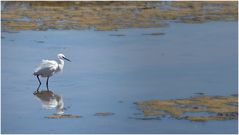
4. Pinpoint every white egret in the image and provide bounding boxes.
[33,53,71,90]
